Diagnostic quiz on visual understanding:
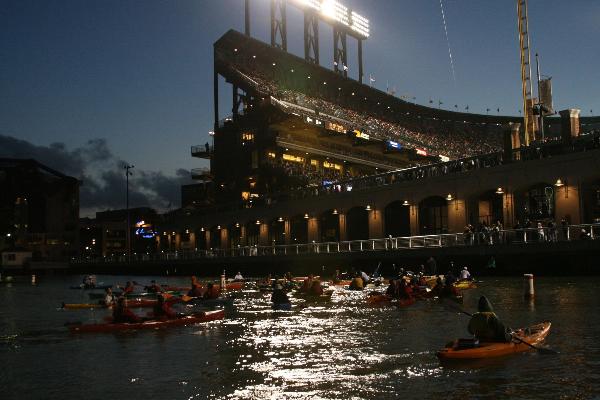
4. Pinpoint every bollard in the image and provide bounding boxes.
[523,273,534,298]
[220,270,226,294]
